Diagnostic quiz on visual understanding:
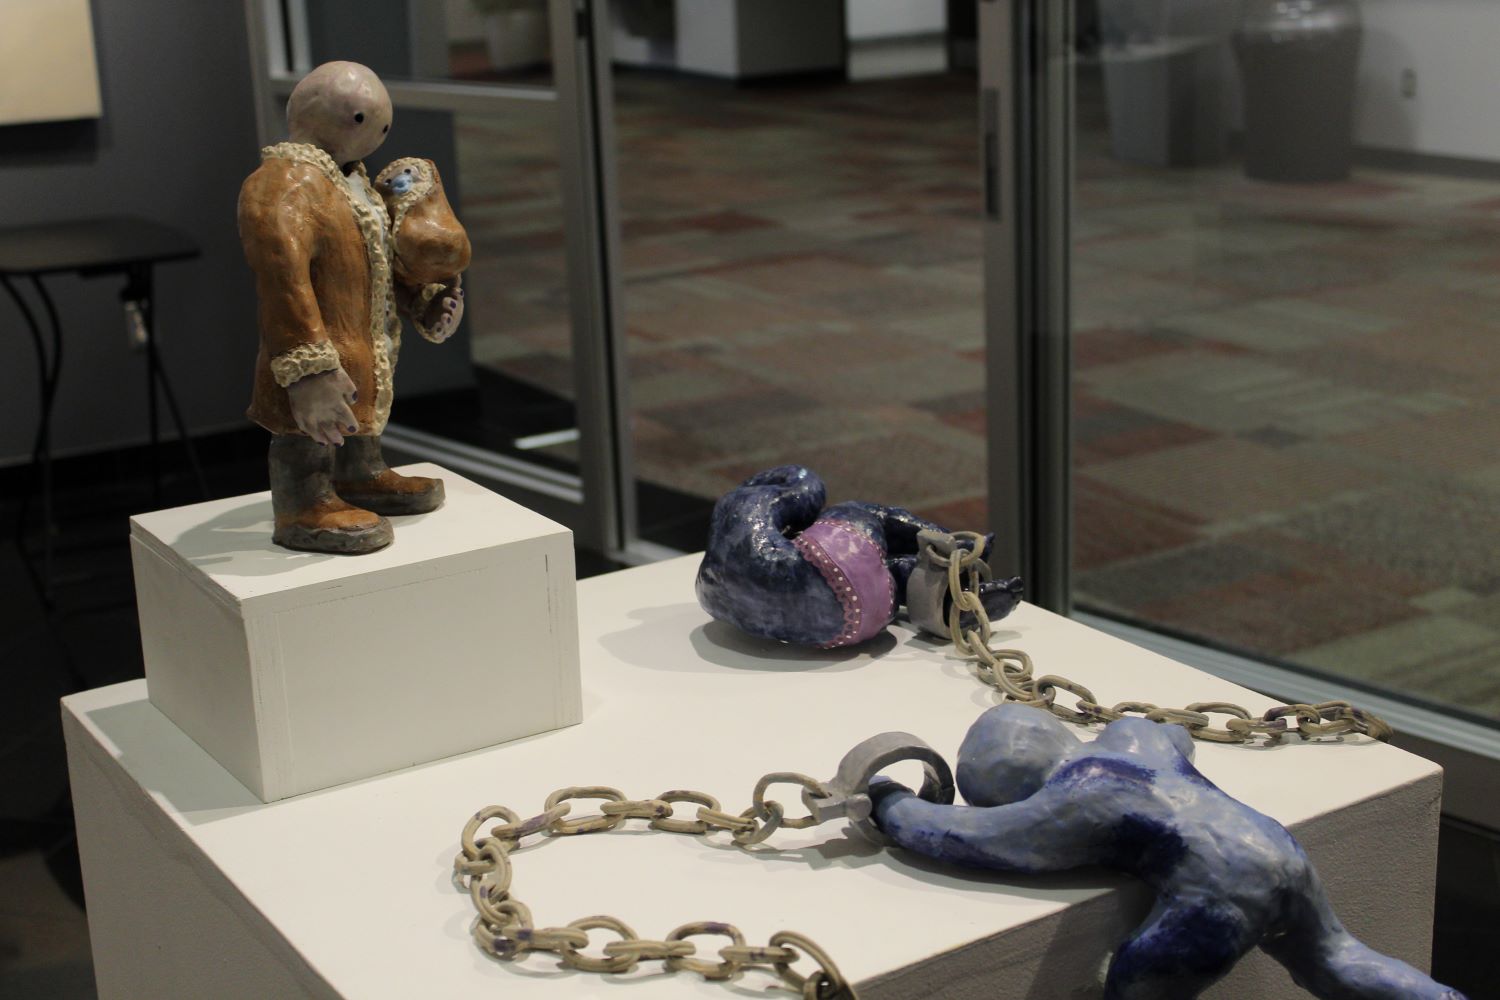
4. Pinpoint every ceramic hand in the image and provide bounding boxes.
[978,576,1025,623]
[423,282,464,343]
[866,776,916,815]
[286,368,358,446]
